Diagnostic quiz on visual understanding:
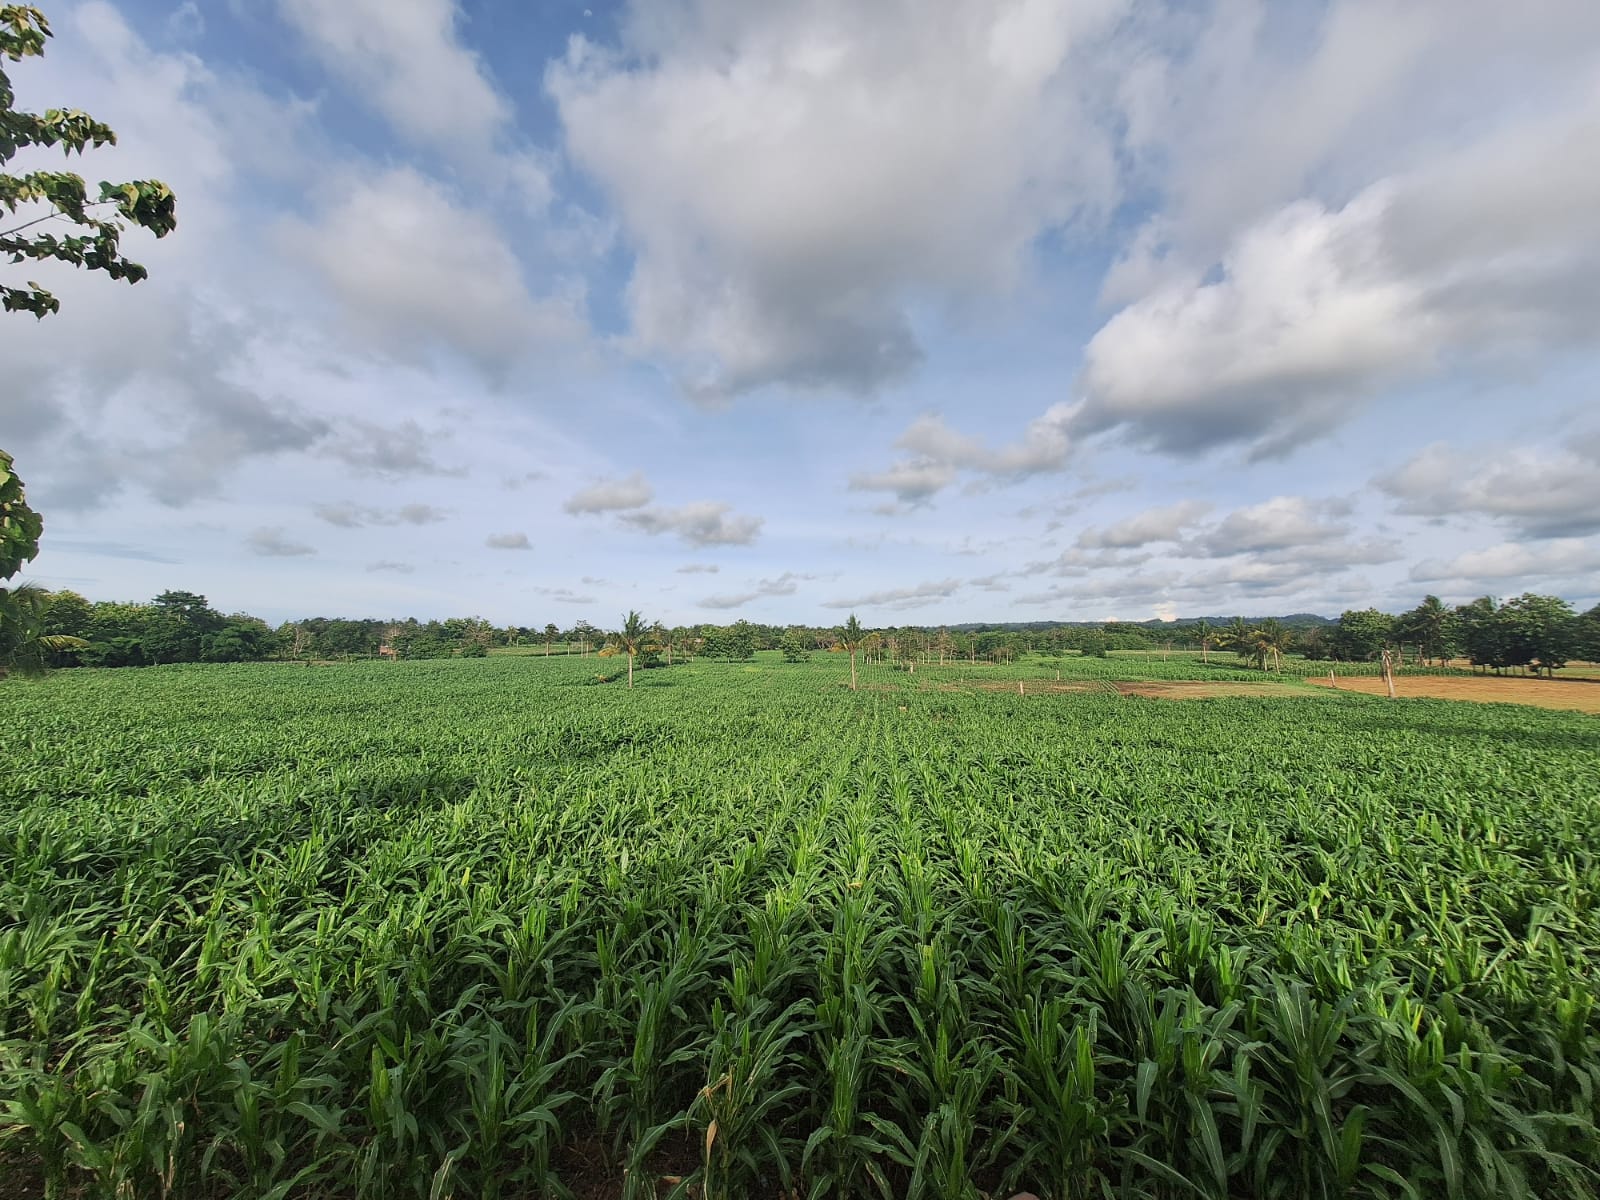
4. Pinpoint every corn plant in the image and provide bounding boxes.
[1,654,1598,1197]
